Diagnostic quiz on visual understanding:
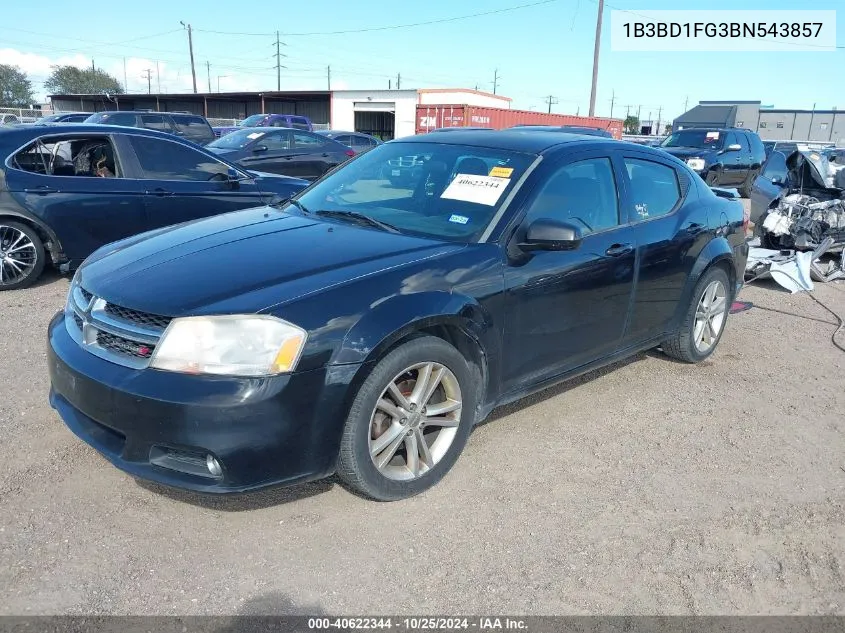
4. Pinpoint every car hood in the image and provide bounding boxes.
[77,207,462,316]
[660,147,711,159]
[785,149,844,190]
